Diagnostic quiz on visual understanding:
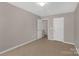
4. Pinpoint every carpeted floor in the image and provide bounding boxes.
[0,37,78,56]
